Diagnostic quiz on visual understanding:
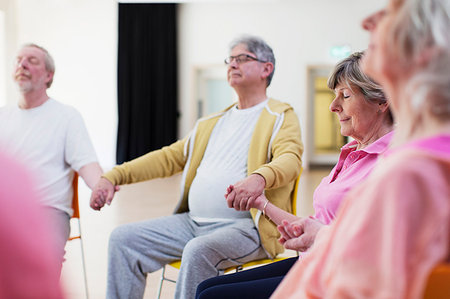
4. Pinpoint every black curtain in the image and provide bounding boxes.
[117,3,178,164]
